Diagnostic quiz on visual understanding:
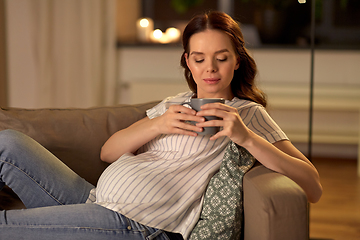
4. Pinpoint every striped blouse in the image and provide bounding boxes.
[90,92,288,239]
